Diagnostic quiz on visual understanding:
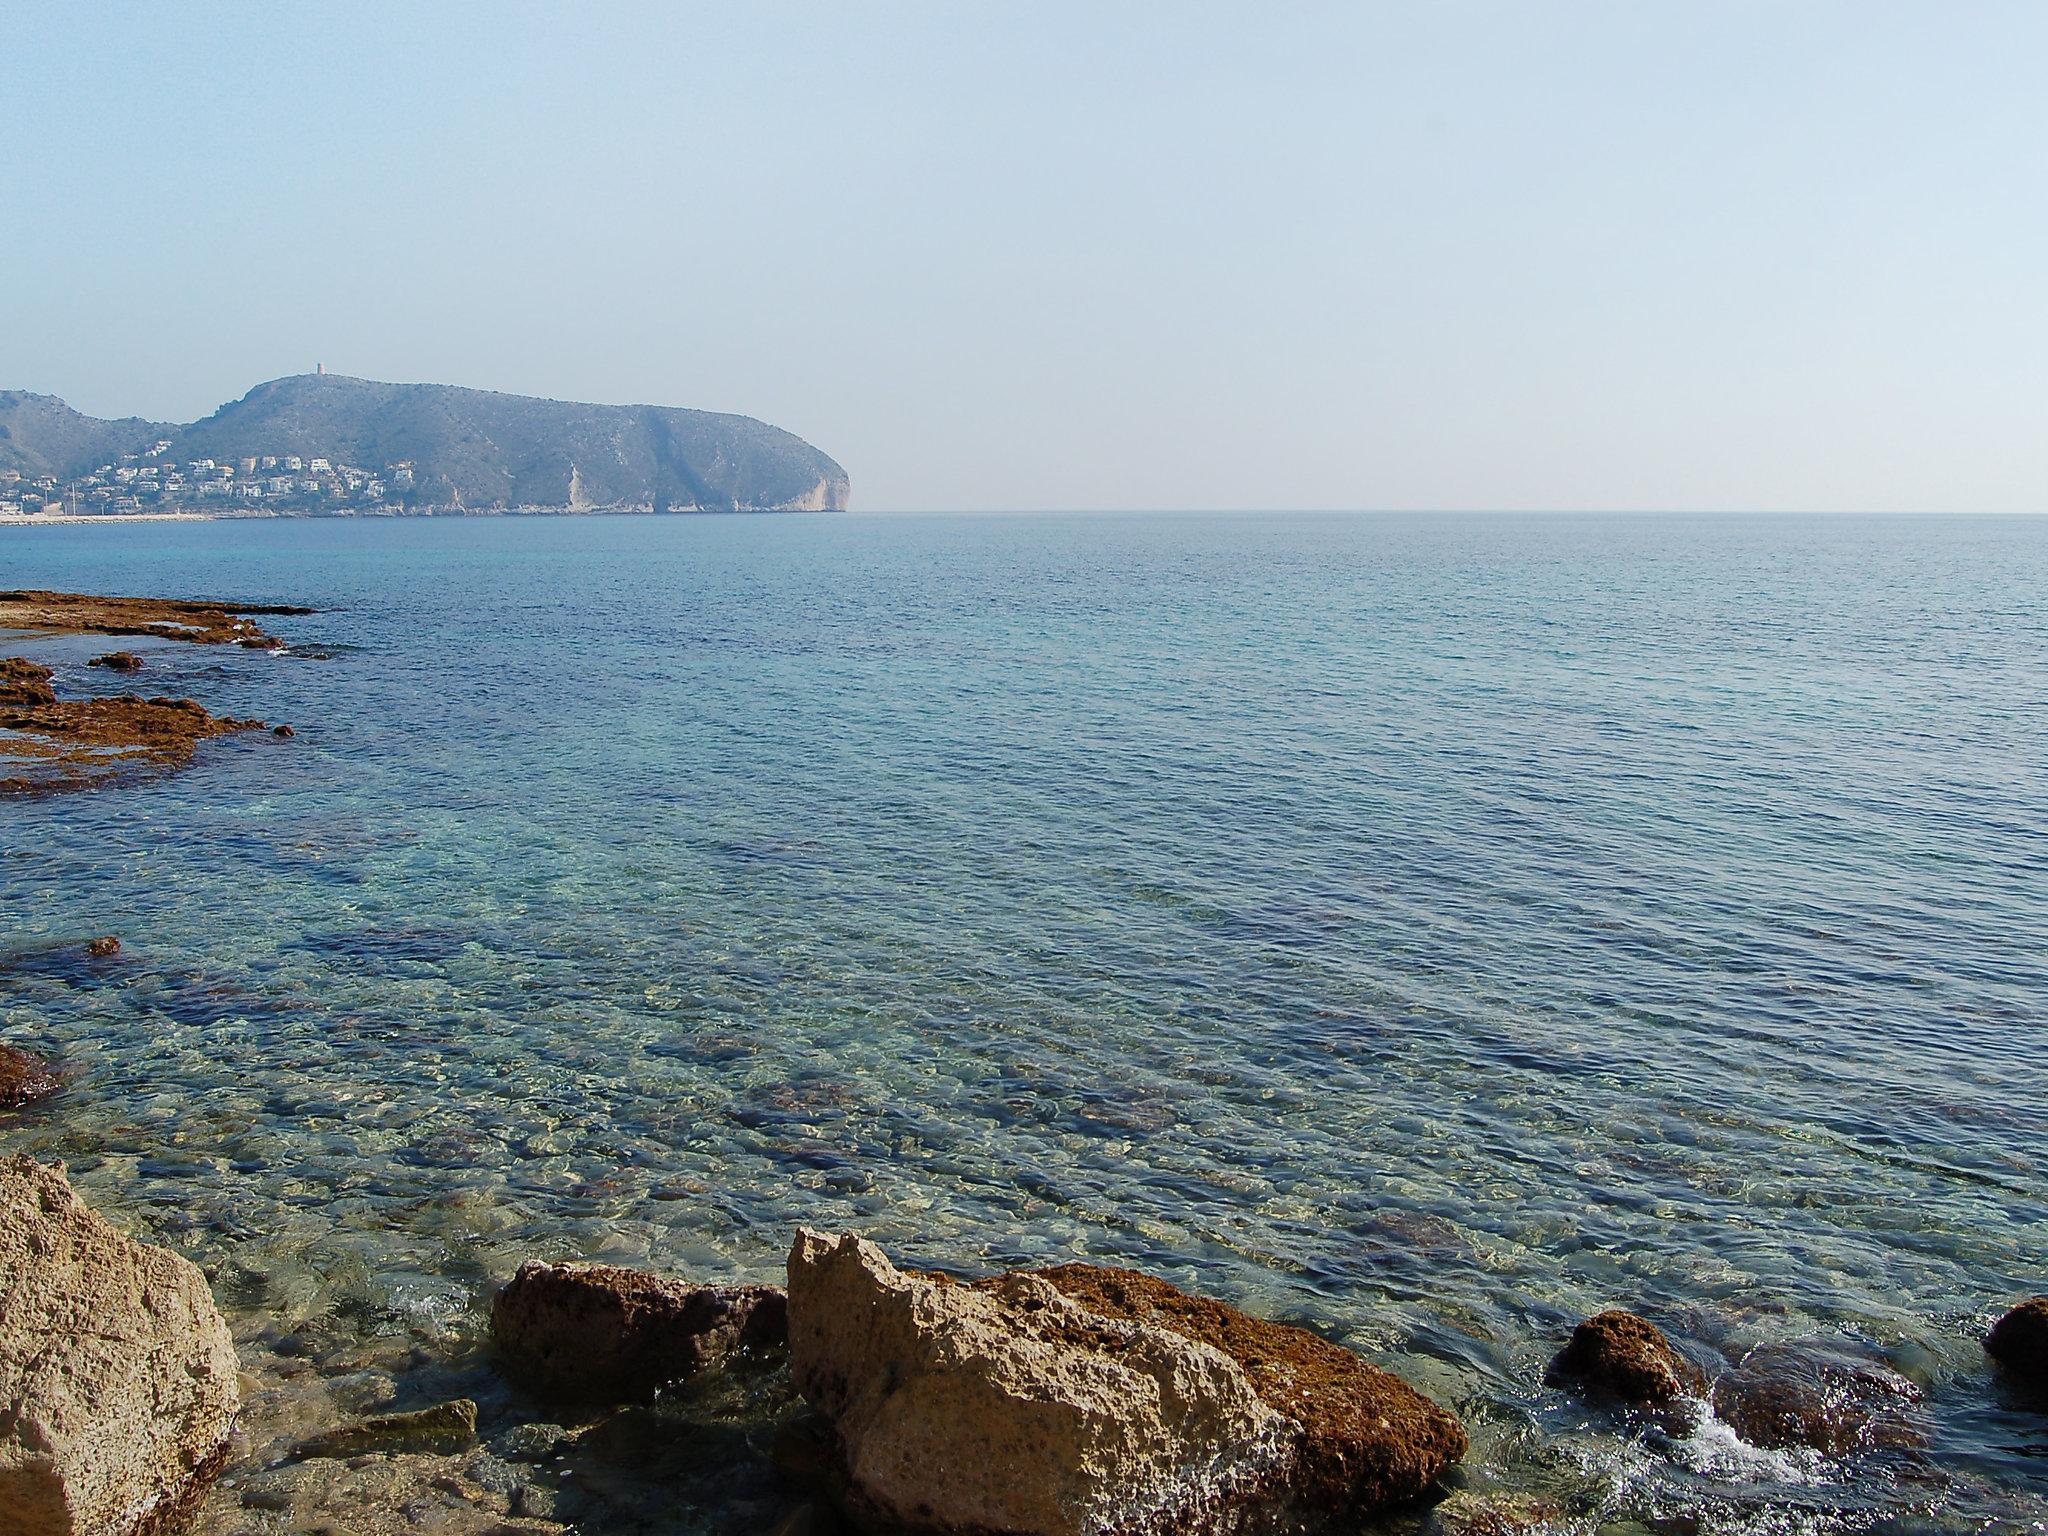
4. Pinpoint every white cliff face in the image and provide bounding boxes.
[0,1157,240,1536]
[771,475,851,512]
